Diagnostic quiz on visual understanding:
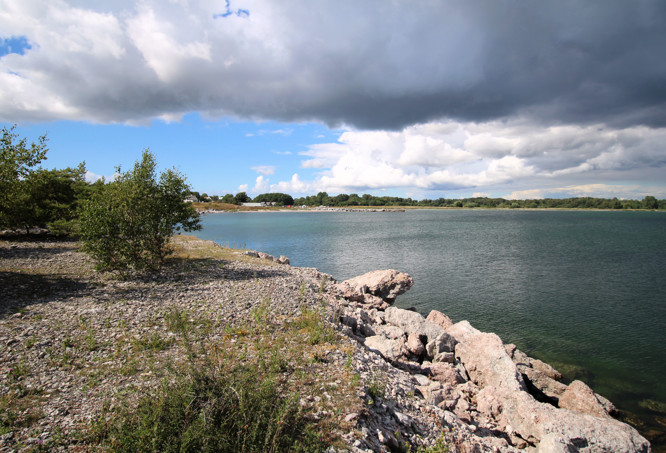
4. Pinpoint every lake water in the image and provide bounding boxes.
[194,209,666,446]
